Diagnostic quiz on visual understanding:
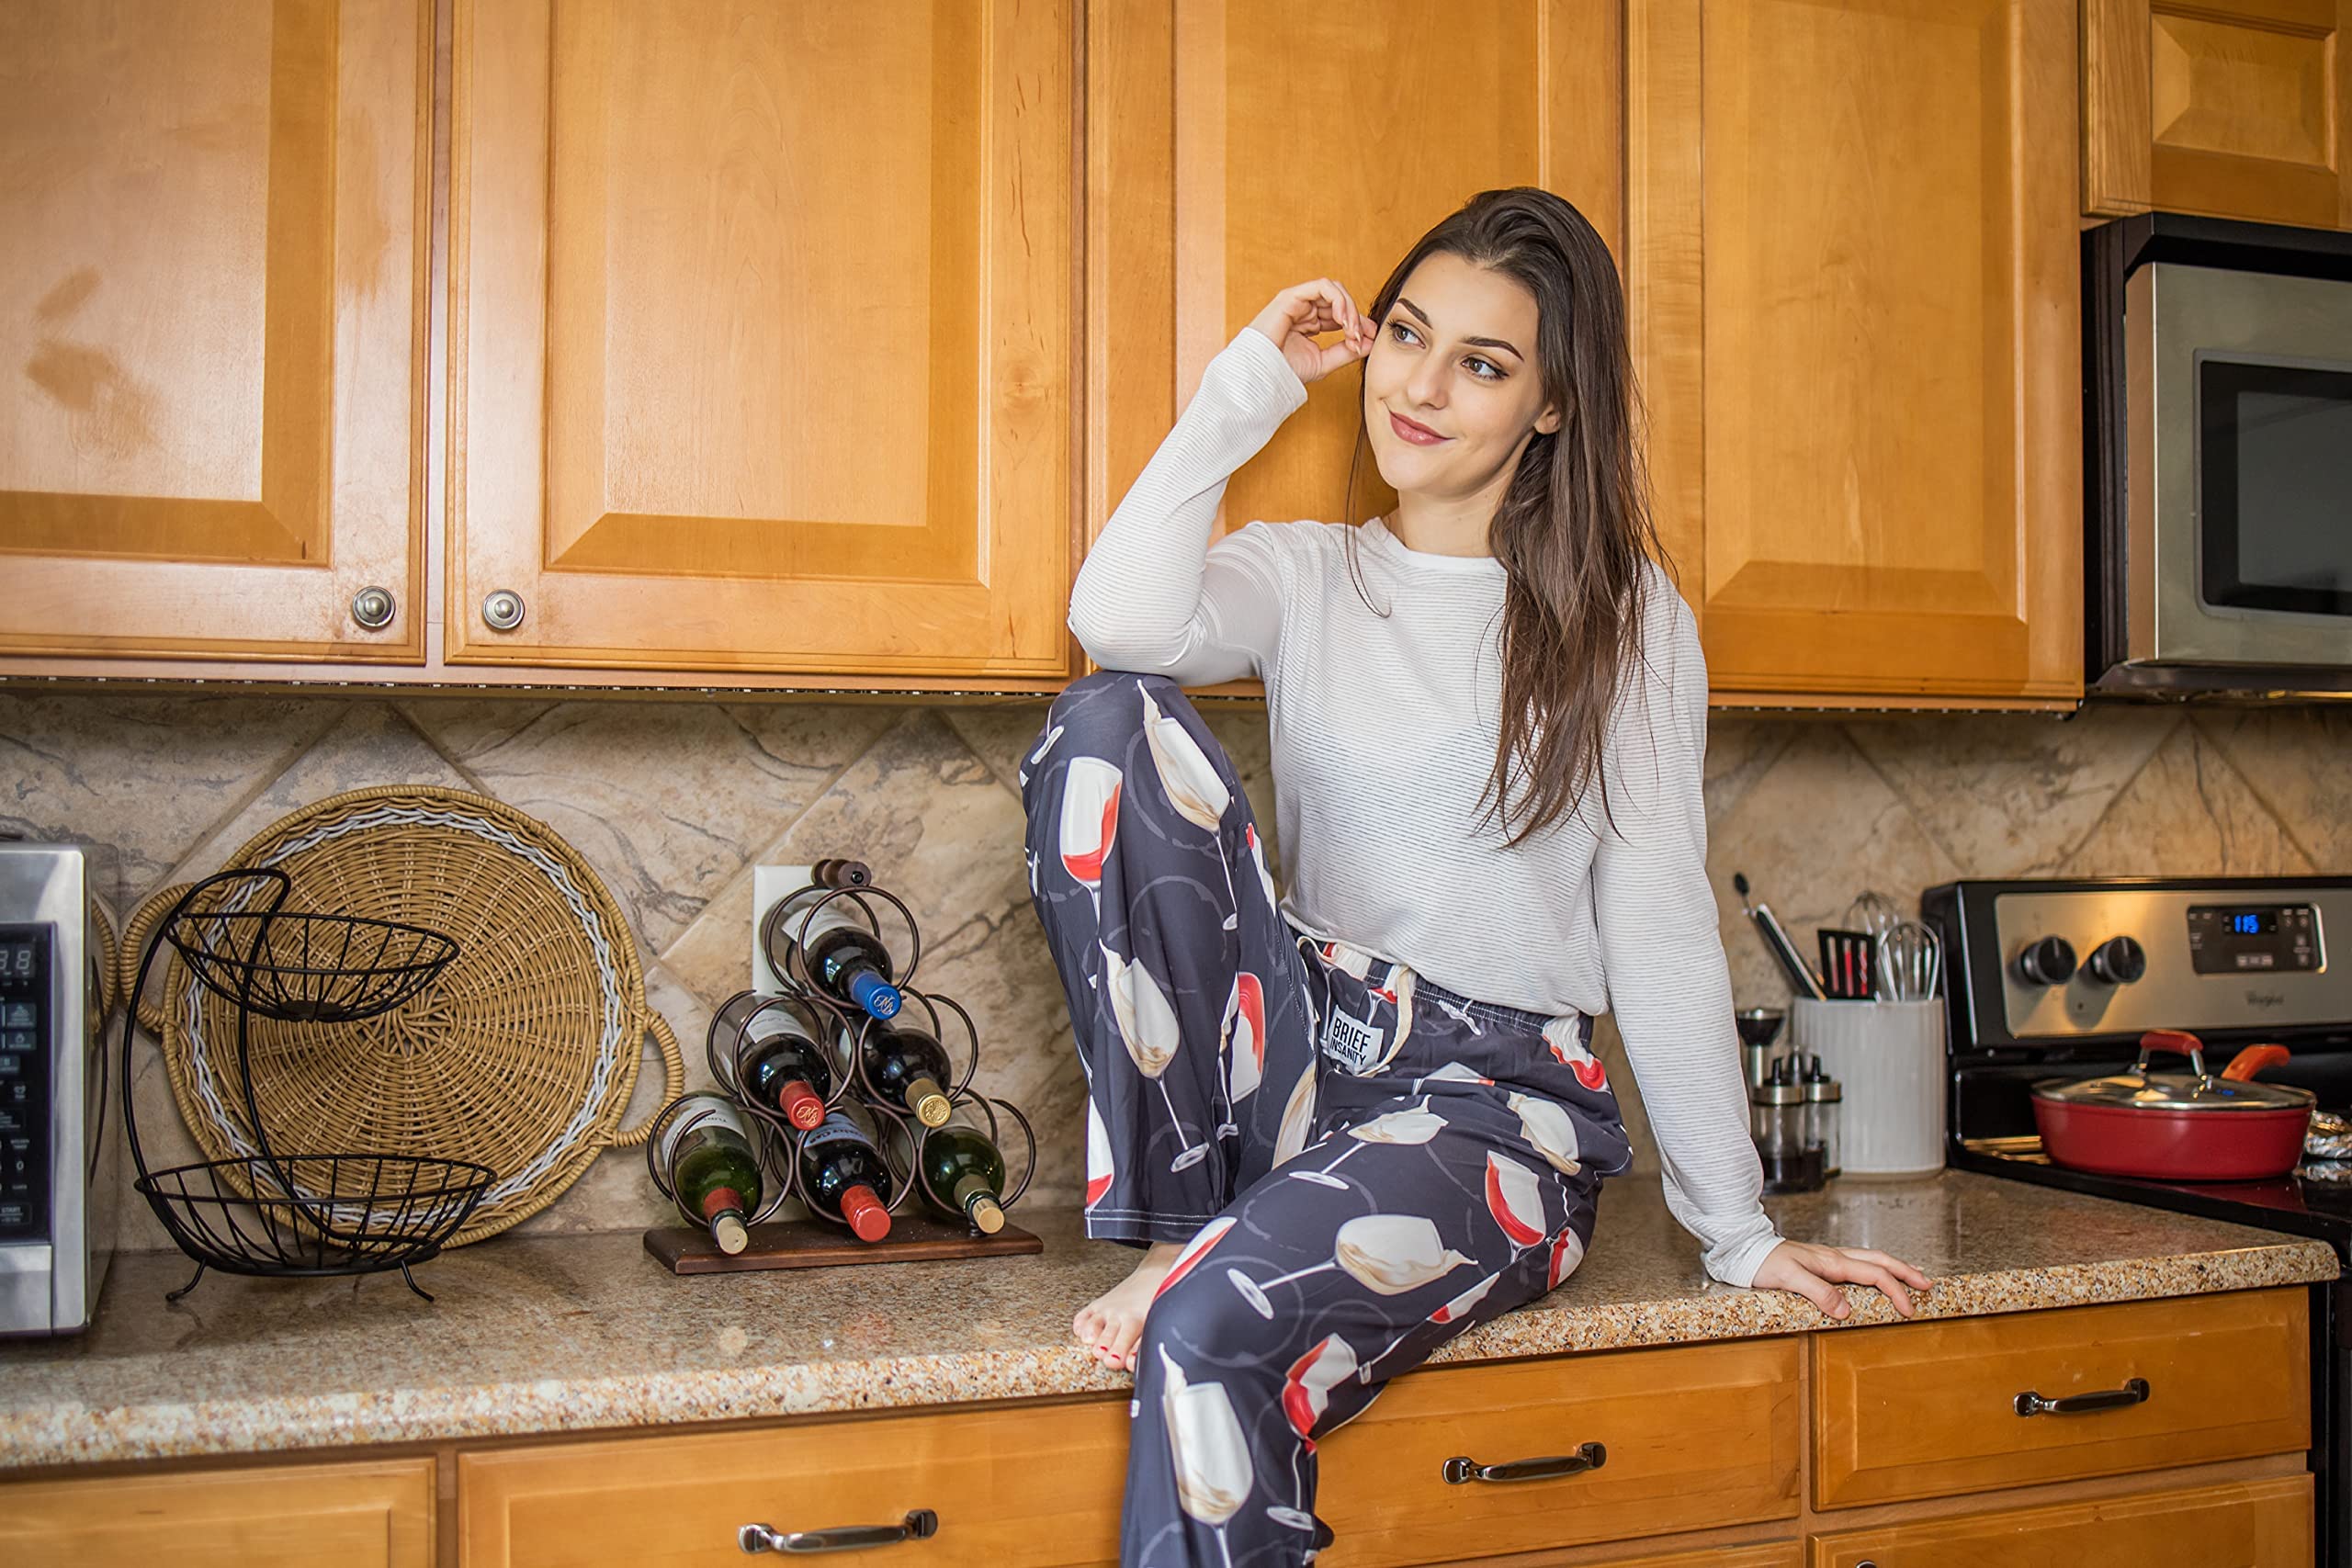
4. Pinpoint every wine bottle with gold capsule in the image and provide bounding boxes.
[857,1015,955,1127]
